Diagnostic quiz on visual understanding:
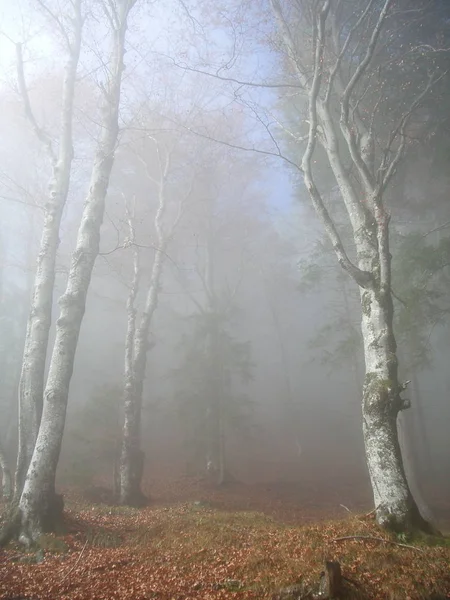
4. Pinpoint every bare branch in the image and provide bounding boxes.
[326,0,378,106]
[35,0,73,49]
[158,52,302,89]
[270,0,310,86]
[16,43,56,162]
[333,535,424,553]
[378,72,445,193]
[423,220,450,238]
[342,0,392,115]
[339,0,393,191]
[301,2,372,289]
